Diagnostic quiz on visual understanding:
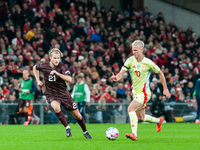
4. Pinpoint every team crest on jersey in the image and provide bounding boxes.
[133,65,136,68]
[137,65,140,69]
[142,65,146,72]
